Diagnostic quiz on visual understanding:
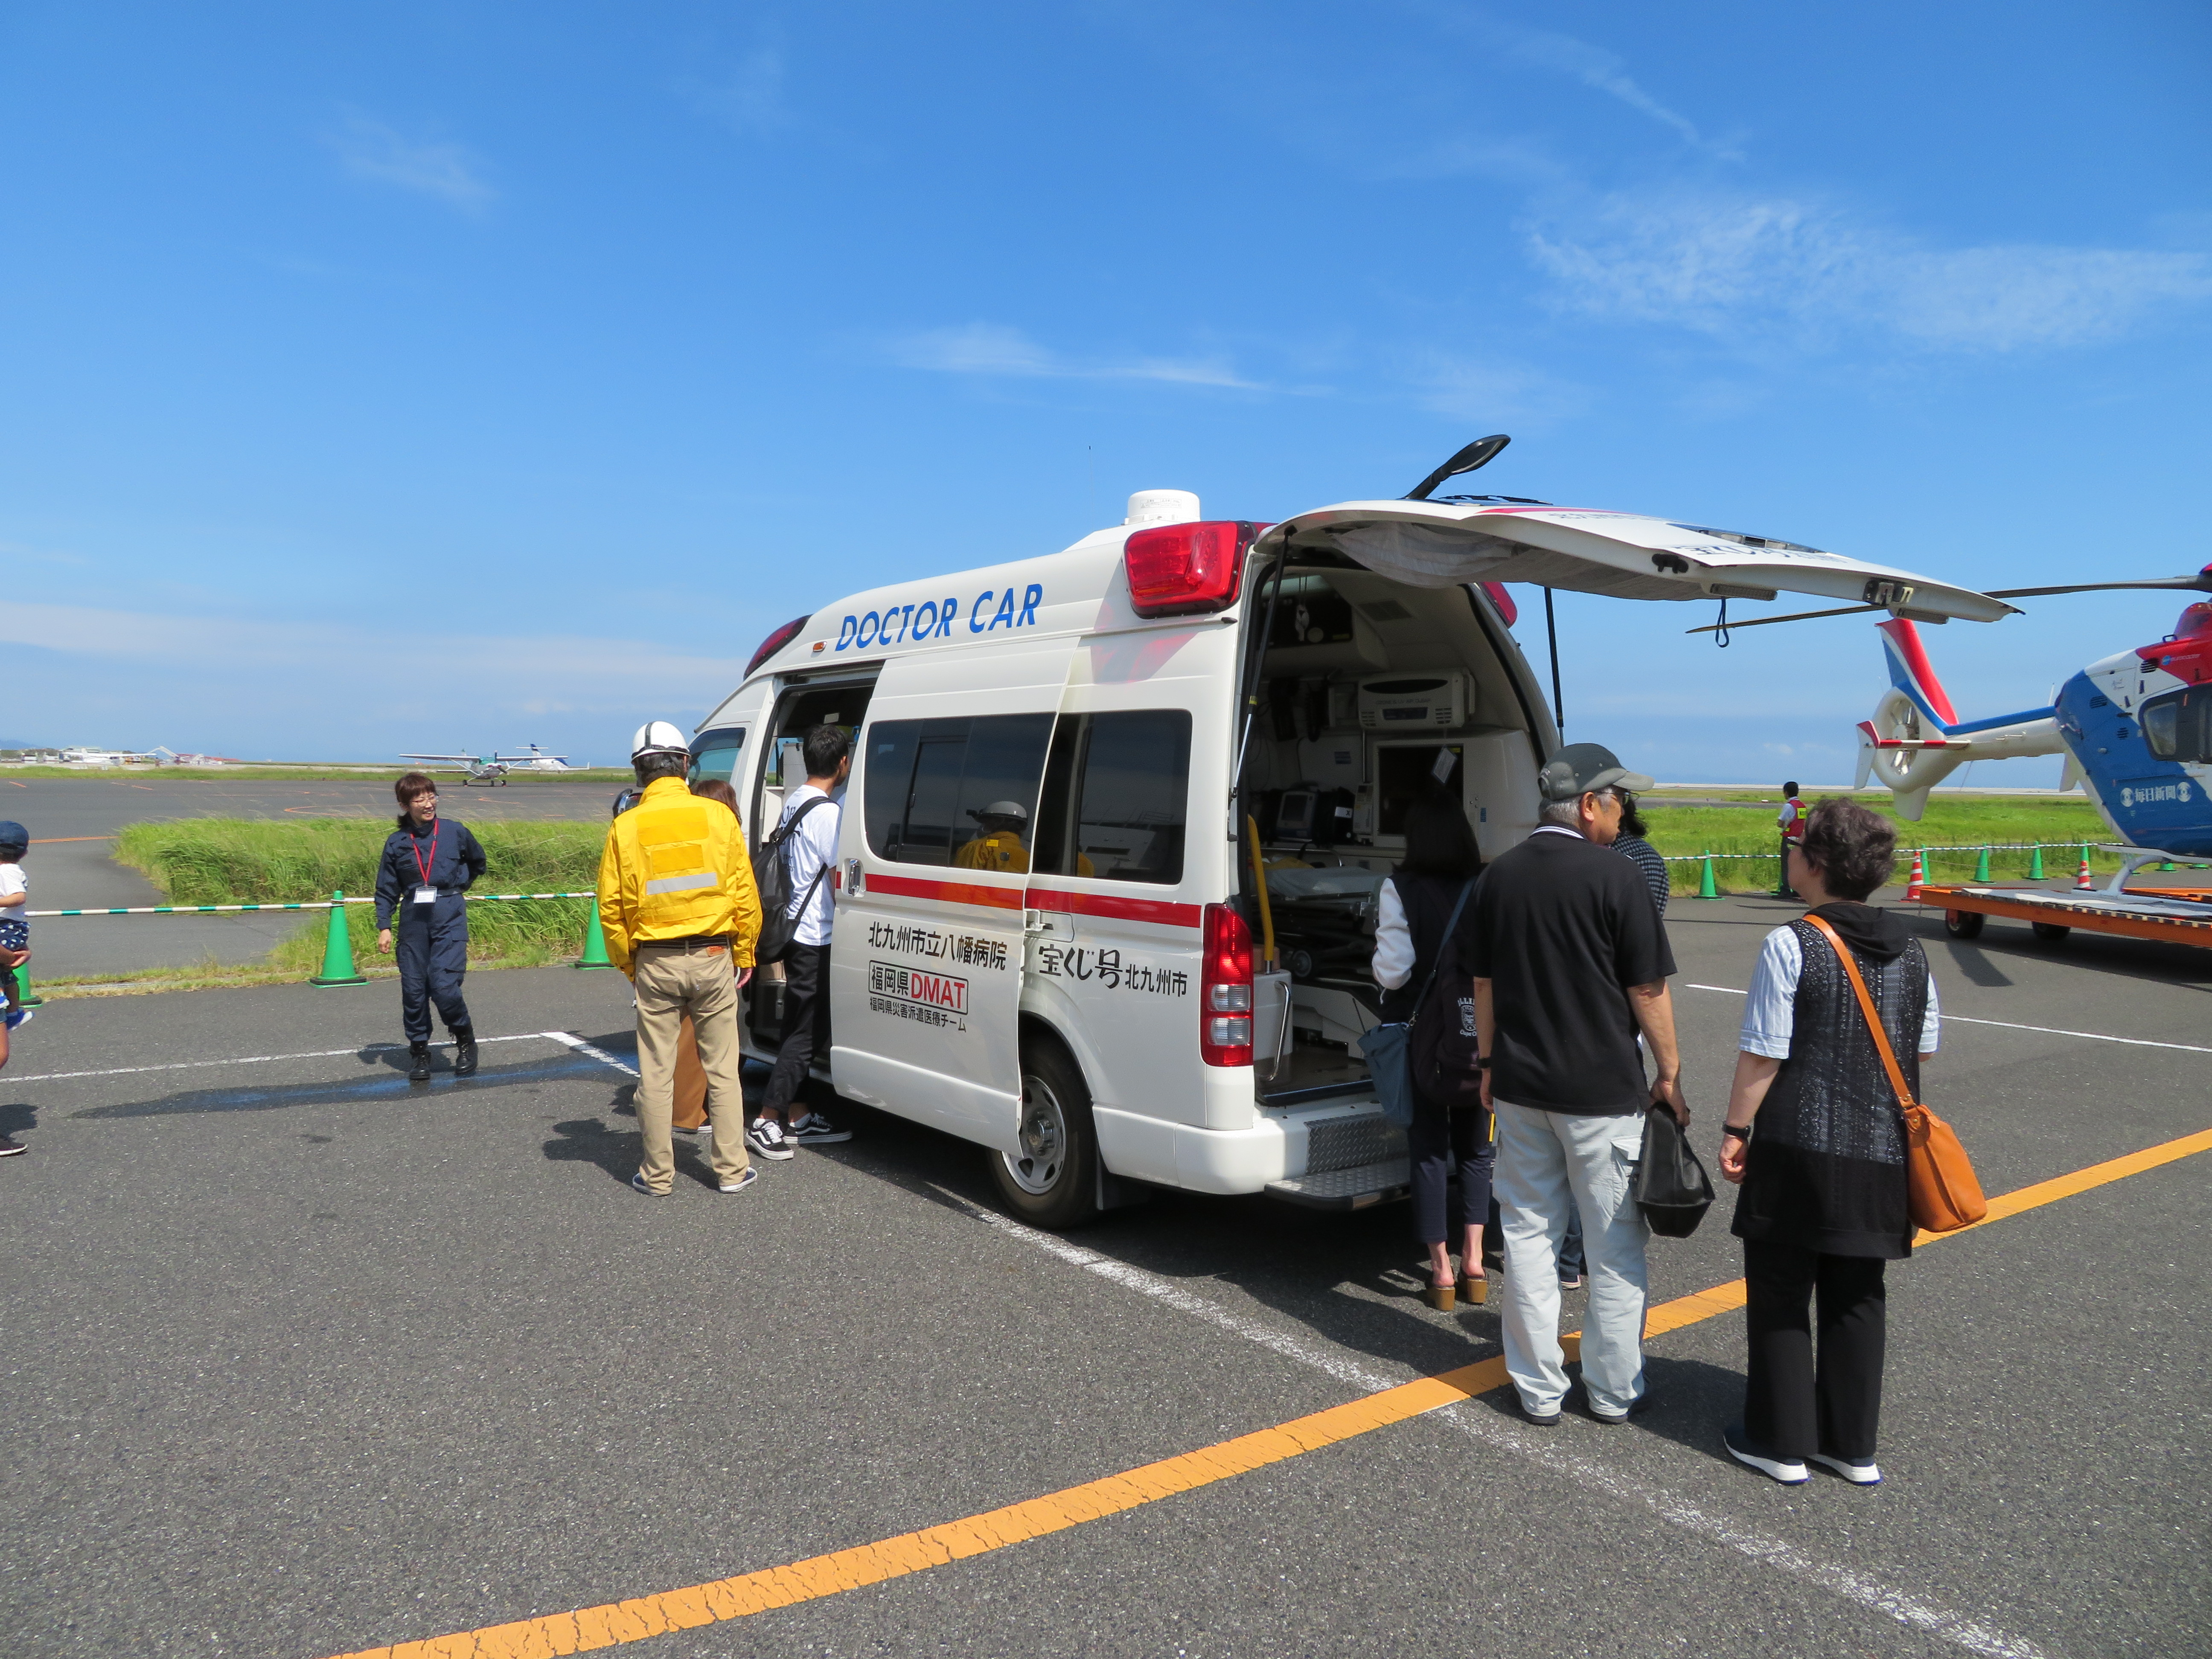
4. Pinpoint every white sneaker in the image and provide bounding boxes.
[1723,1422,1809,1484]
[746,1118,795,1161]
[1807,1451,1882,1484]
